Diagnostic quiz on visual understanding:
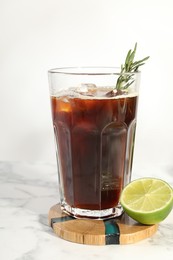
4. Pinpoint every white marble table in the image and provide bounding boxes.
[0,161,173,260]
